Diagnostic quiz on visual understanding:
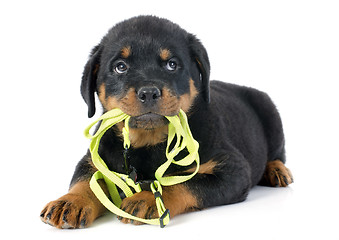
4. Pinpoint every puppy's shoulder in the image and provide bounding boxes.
[209,80,270,104]
[209,80,246,102]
